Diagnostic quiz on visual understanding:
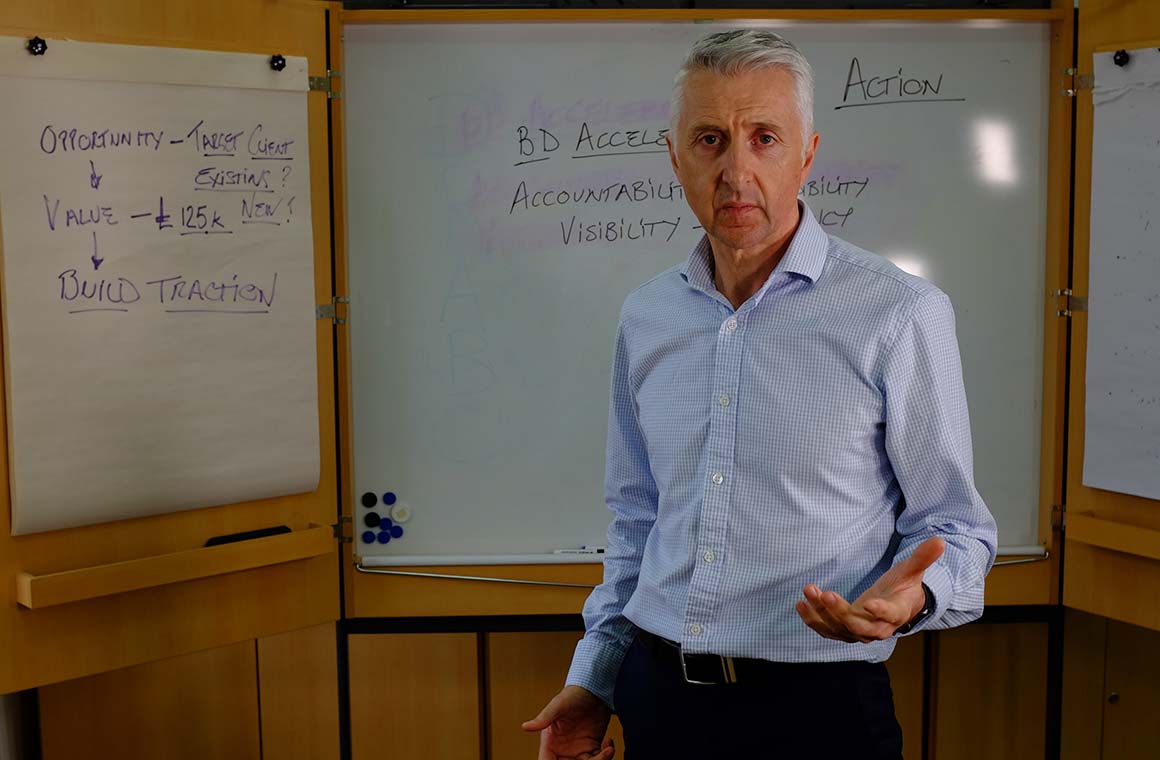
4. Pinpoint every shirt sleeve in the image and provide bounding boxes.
[565,317,659,707]
[880,290,999,636]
